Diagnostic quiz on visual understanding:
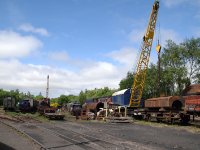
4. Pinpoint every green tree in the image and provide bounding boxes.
[161,40,187,95]
[142,64,159,99]
[58,95,69,105]
[51,98,58,103]
[67,94,79,102]
[83,87,115,99]
[79,91,86,105]
[181,38,200,83]
[35,92,44,100]
[0,89,9,105]
[119,71,134,90]
[119,38,200,98]
[195,74,200,83]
